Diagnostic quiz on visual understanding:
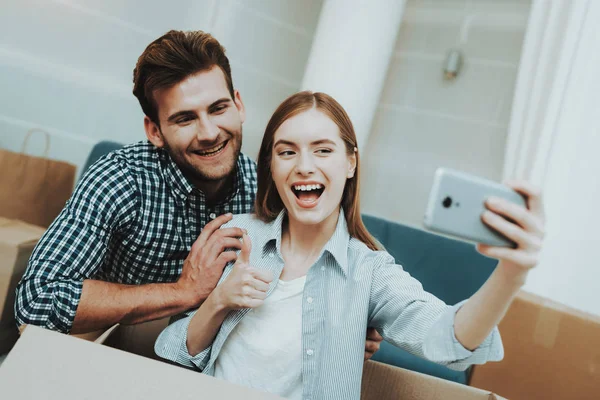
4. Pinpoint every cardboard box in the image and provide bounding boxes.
[470,291,600,399]
[104,317,170,360]
[0,325,505,399]
[69,318,169,360]
[0,325,281,399]
[0,217,45,354]
[361,360,505,399]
